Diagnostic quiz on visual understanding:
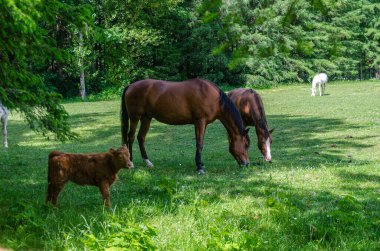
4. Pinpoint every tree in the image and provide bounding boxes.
[199,0,380,84]
[0,0,93,141]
